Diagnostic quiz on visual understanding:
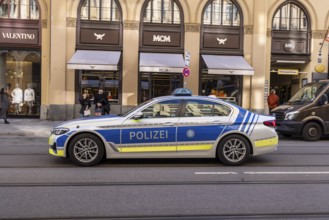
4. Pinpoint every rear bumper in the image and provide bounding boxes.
[275,120,303,134]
